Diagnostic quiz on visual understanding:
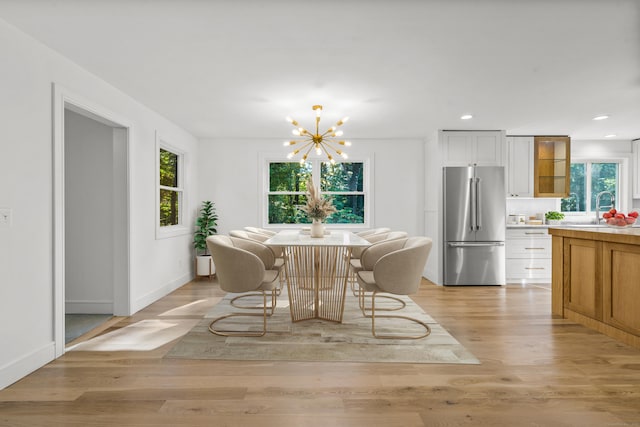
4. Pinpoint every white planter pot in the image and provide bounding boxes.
[195,255,215,277]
